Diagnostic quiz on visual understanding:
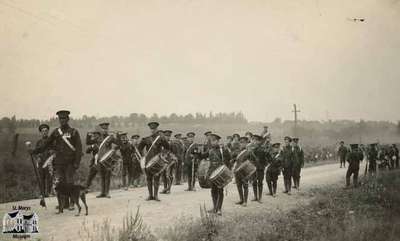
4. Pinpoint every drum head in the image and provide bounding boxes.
[209,165,225,179]
[99,150,114,163]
